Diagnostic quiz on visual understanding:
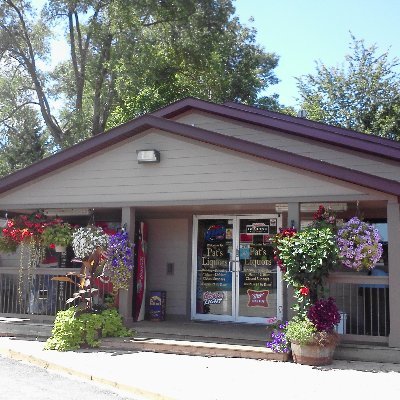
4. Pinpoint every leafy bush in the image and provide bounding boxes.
[285,316,317,345]
[44,307,132,351]
[285,315,340,347]
[42,223,73,247]
[277,226,338,295]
